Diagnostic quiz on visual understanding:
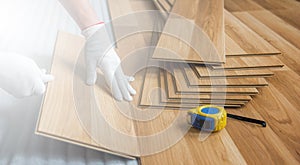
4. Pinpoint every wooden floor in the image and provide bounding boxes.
[142,0,300,164]
[36,0,300,164]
